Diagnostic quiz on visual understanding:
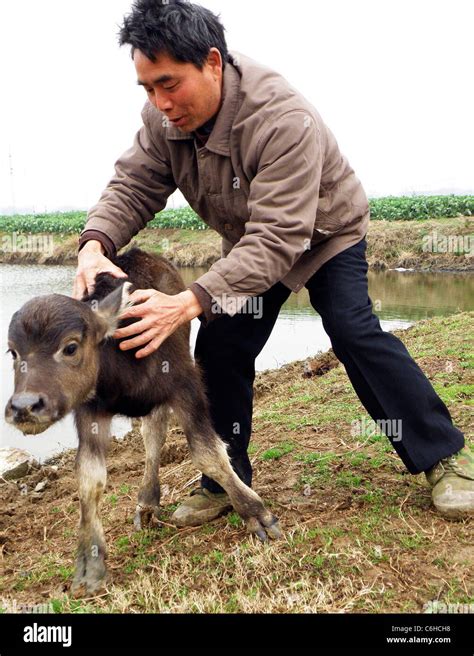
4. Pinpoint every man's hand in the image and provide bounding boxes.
[113,289,203,359]
[73,241,128,300]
